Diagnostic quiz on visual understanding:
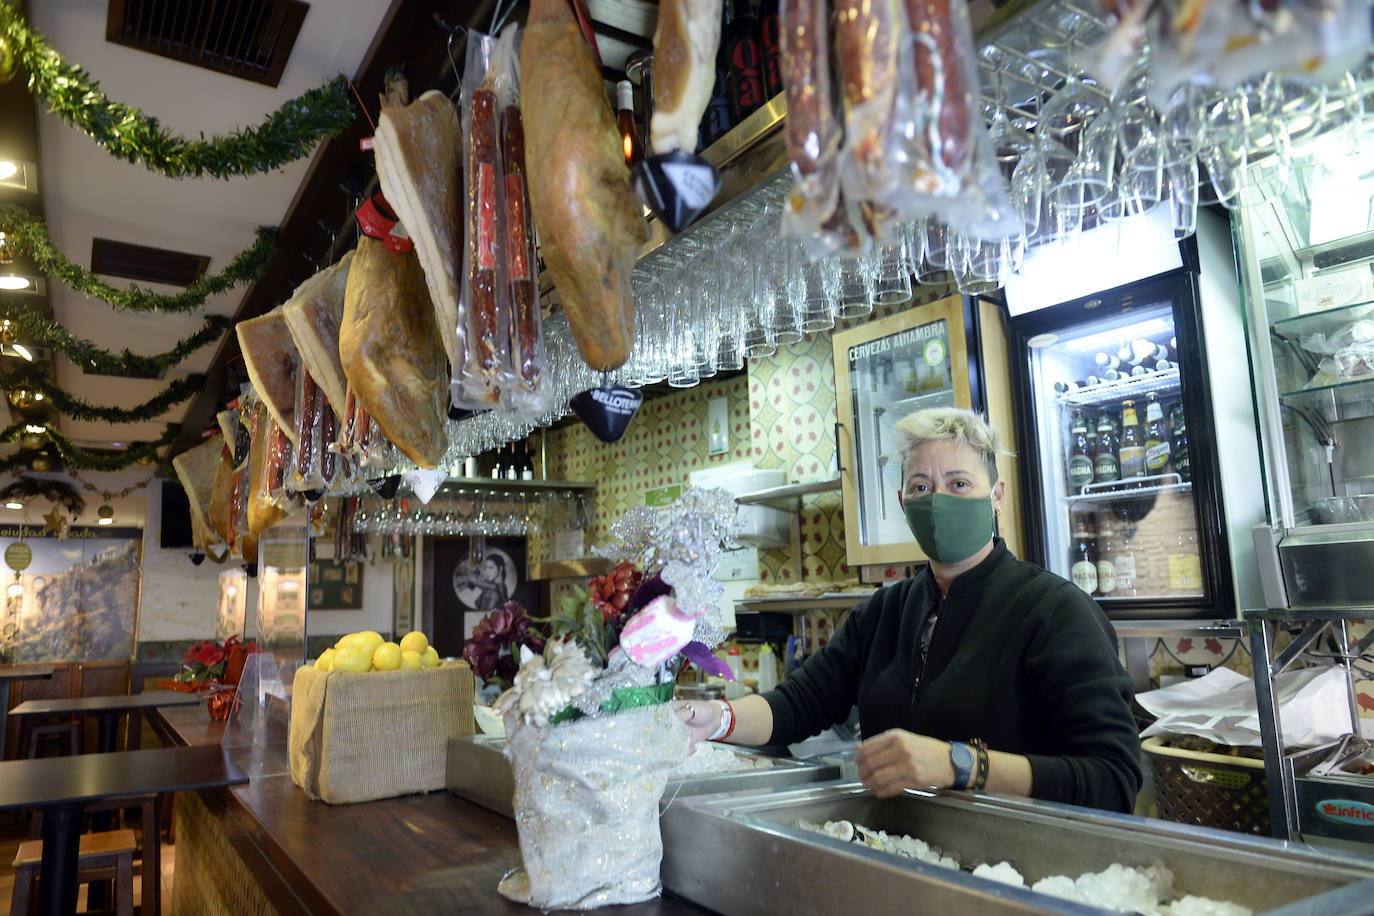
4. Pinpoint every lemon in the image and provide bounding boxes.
[372,641,403,671]
[421,646,440,667]
[399,630,429,655]
[343,630,385,656]
[316,648,336,671]
[333,645,370,673]
[400,650,423,670]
